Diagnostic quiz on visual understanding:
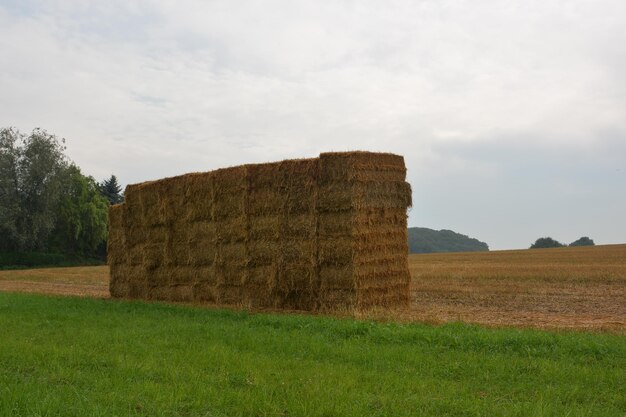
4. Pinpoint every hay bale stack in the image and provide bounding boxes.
[108,151,412,311]
[317,152,412,310]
